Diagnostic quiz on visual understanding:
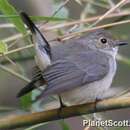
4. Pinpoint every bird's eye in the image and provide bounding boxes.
[100,37,107,44]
